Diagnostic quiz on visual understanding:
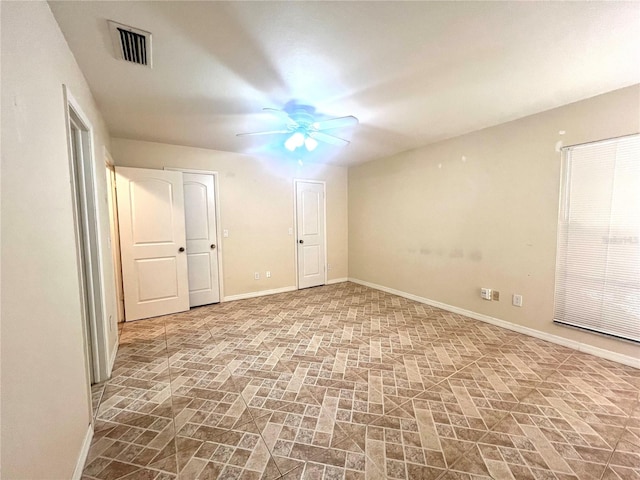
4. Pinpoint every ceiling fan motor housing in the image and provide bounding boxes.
[289,108,316,129]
